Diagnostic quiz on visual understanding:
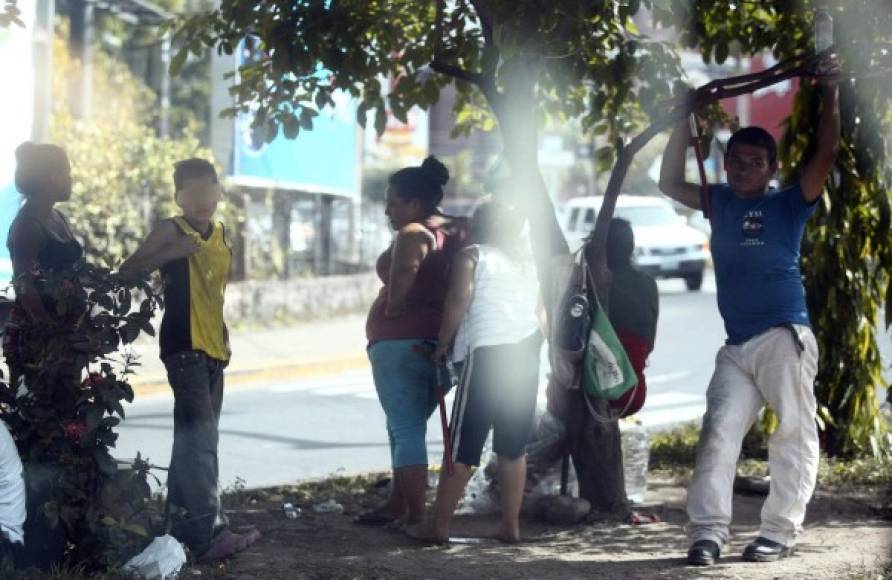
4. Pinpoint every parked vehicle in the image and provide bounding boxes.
[561,195,710,291]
